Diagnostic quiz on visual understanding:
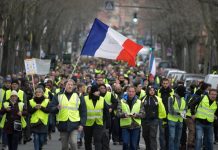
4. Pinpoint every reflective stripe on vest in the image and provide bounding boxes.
[120,99,141,127]
[85,95,104,126]
[167,97,186,122]
[0,102,26,128]
[104,92,112,105]
[195,96,217,123]
[6,90,24,101]
[29,99,49,125]
[57,93,80,122]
